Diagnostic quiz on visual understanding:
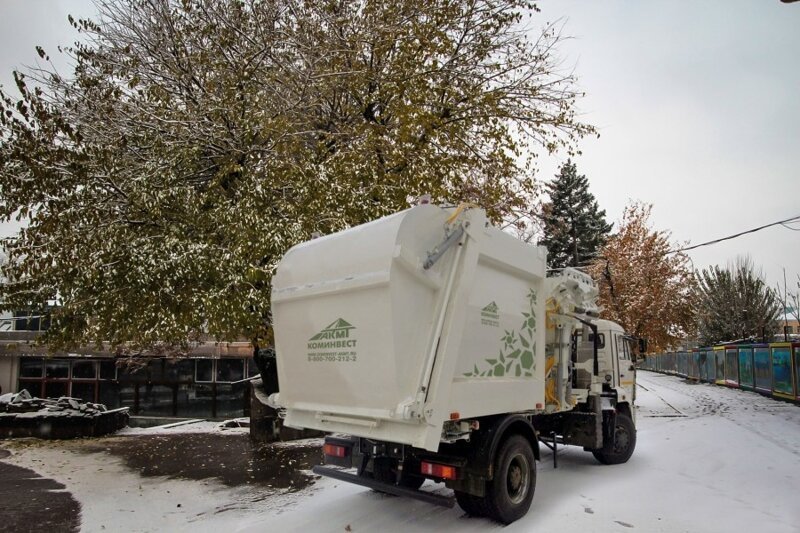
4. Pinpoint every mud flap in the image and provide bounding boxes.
[601,409,617,452]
